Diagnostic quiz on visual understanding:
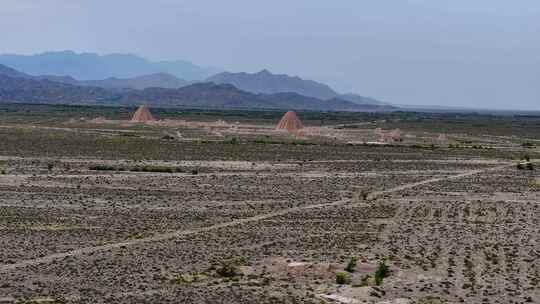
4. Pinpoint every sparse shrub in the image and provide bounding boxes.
[47,162,54,171]
[130,166,182,173]
[522,142,535,149]
[214,256,249,278]
[216,260,241,278]
[527,162,534,171]
[336,272,351,285]
[359,191,370,201]
[89,164,116,171]
[374,259,389,286]
[345,257,358,273]
[191,169,199,175]
[162,134,175,140]
[1,169,5,175]
[517,163,525,170]
[119,132,139,137]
